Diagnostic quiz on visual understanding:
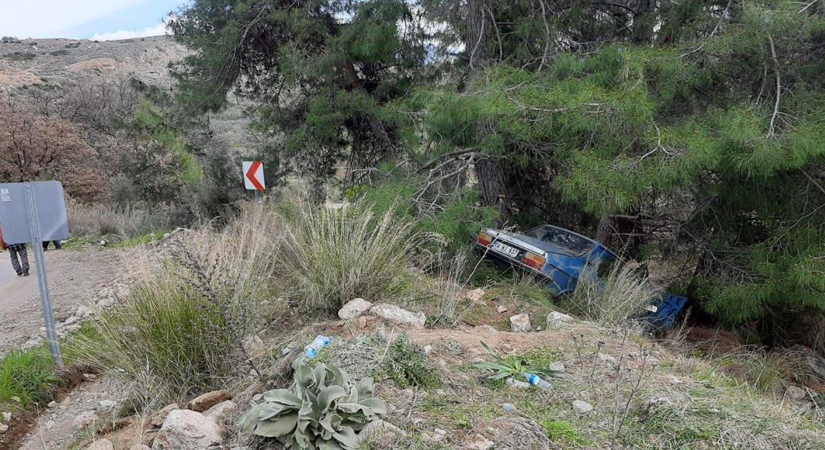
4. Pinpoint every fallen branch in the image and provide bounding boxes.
[767,33,781,138]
